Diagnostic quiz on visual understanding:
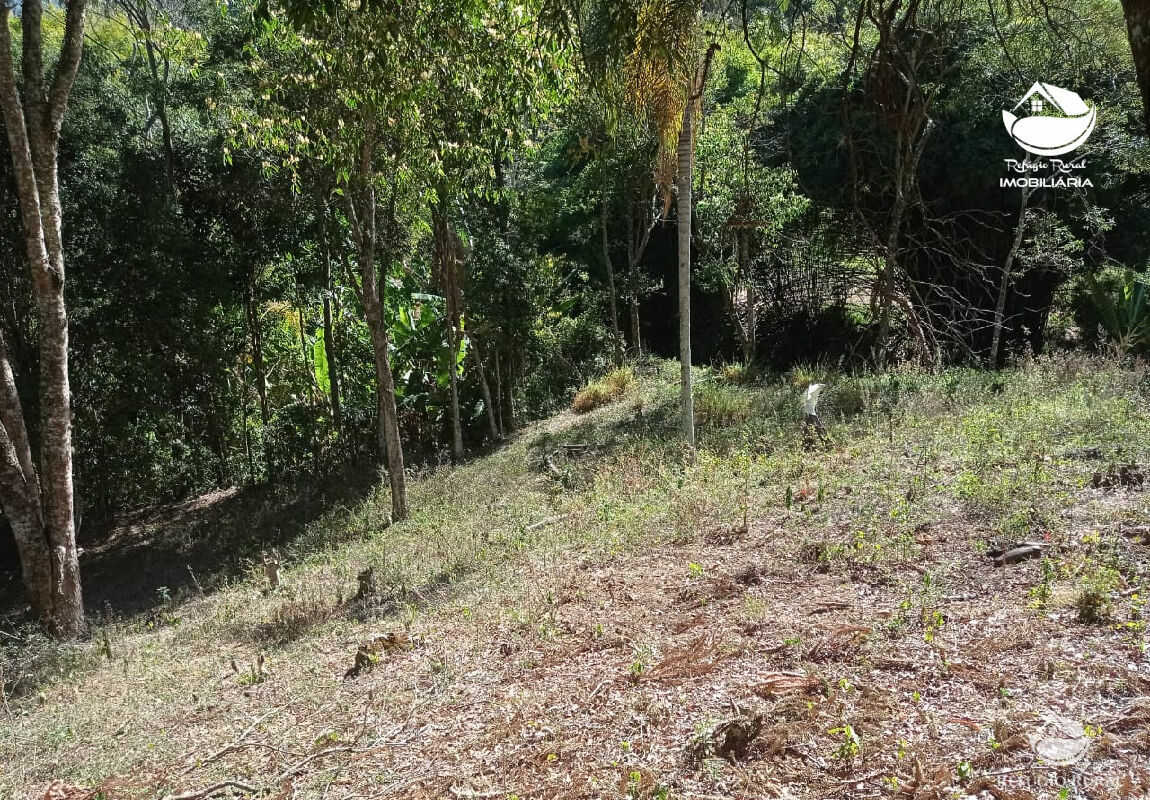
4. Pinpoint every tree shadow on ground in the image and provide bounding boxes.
[0,462,384,625]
